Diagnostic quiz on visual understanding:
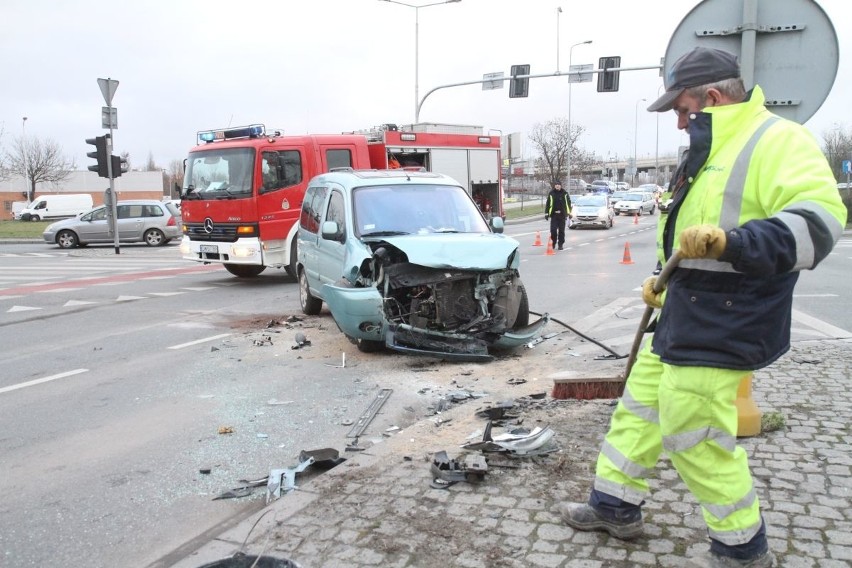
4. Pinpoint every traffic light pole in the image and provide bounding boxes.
[106,116,120,255]
[415,63,662,123]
